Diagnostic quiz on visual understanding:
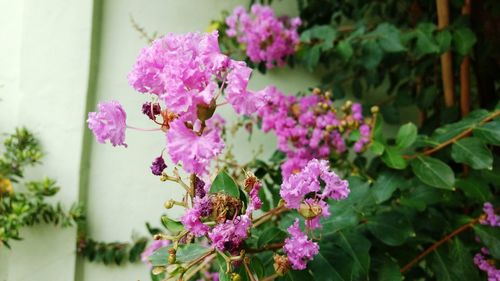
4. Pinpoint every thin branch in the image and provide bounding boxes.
[246,242,284,254]
[404,110,500,159]
[400,217,479,273]
[129,14,156,43]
